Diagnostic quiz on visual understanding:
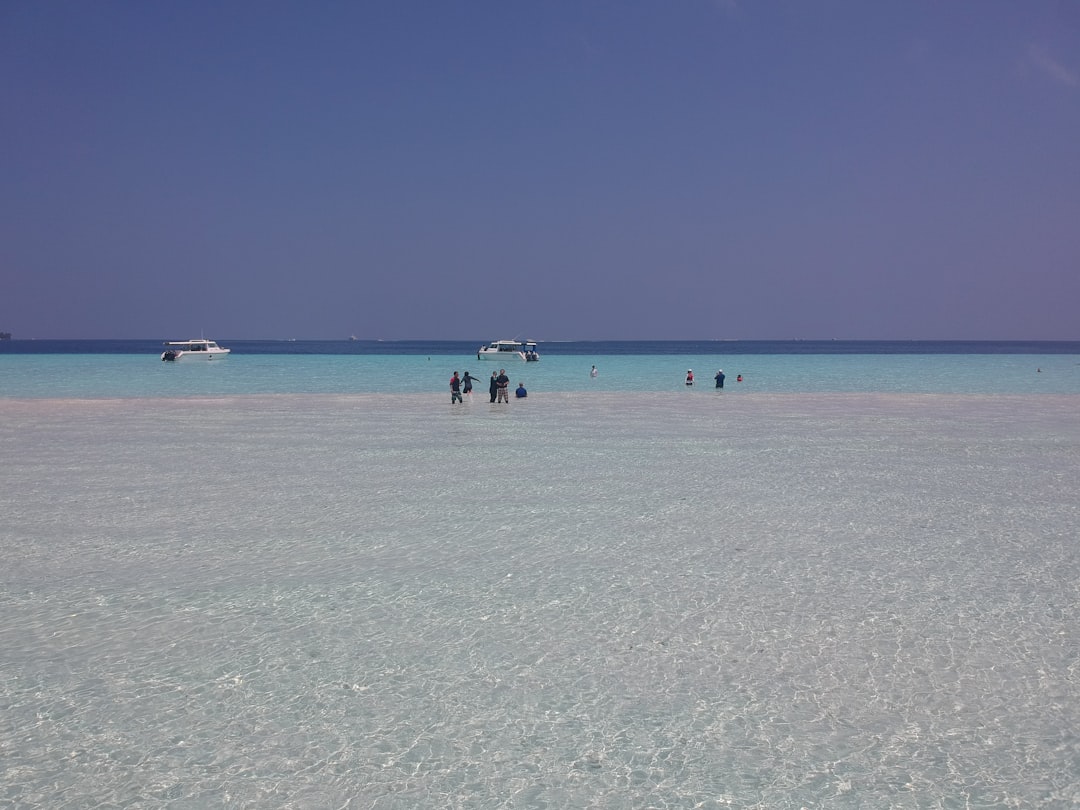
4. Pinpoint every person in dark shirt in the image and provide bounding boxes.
[489,371,498,403]
[461,371,477,396]
[714,369,725,389]
[496,369,510,403]
[450,371,462,404]
[515,382,527,398]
